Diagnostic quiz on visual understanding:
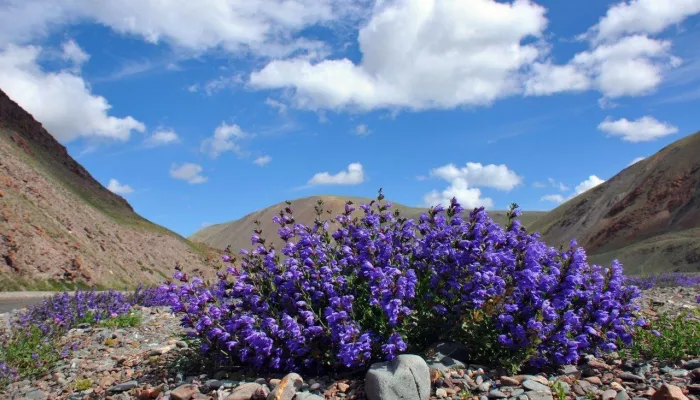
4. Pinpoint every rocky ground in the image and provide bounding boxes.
[1,286,699,400]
